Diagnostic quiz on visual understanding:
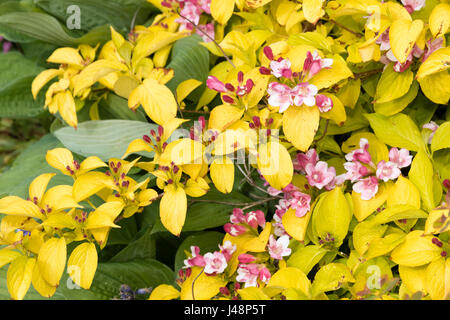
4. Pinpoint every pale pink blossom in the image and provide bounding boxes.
[267,186,283,196]
[259,267,271,284]
[376,160,401,182]
[267,82,293,112]
[197,0,211,14]
[292,82,318,107]
[423,121,439,144]
[203,251,228,274]
[246,210,266,229]
[376,29,391,51]
[268,235,292,260]
[401,0,426,13]
[206,75,227,92]
[345,138,372,164]
[224,223,247,236]
[343,161,370,182]
[422,38,444,62]
[353,176,379,200]
[238,253,256,264]
[389,148,412,168]
[176,2,201,30]
[184,246,206,268]
[219,240,236,261]
[230,208,245,224]
[305,161,336,190]
[294,149,319,173]
[270,58,292,78]
[236,264,261,287]
[303,51,333,78]
[196,23,215,42]
[315,94,333,113]
[289,191,311,218]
